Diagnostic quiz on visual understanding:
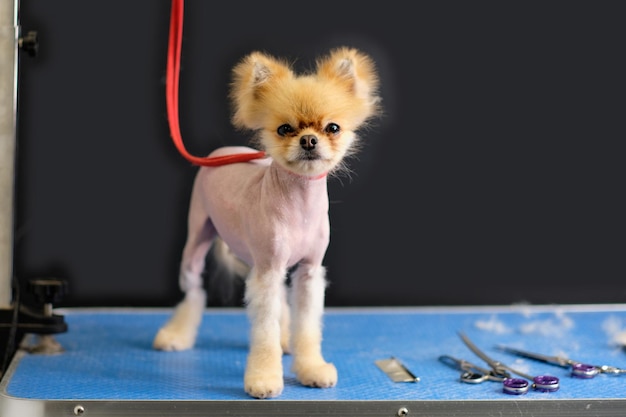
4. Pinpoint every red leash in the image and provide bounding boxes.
[166,0,266,166]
